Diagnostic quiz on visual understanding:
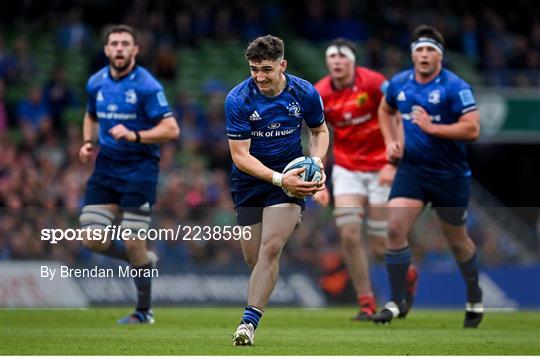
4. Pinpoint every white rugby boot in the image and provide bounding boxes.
[232,322,255,346]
